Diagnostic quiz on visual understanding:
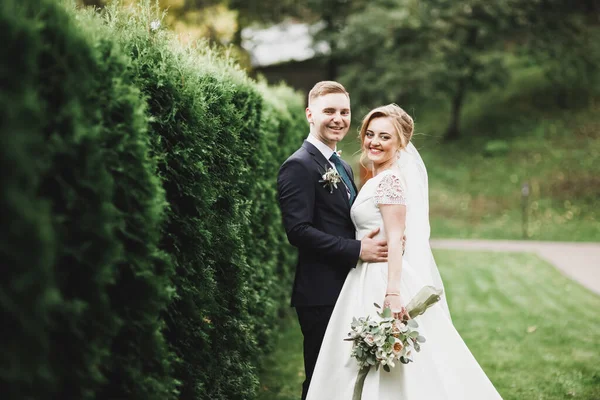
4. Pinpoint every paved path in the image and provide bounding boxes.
[430,239,600,295]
